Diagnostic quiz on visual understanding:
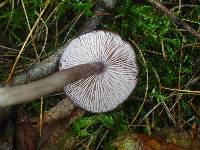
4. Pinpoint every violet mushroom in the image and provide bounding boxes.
[60,30,138,112]
[0,30,138,113]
